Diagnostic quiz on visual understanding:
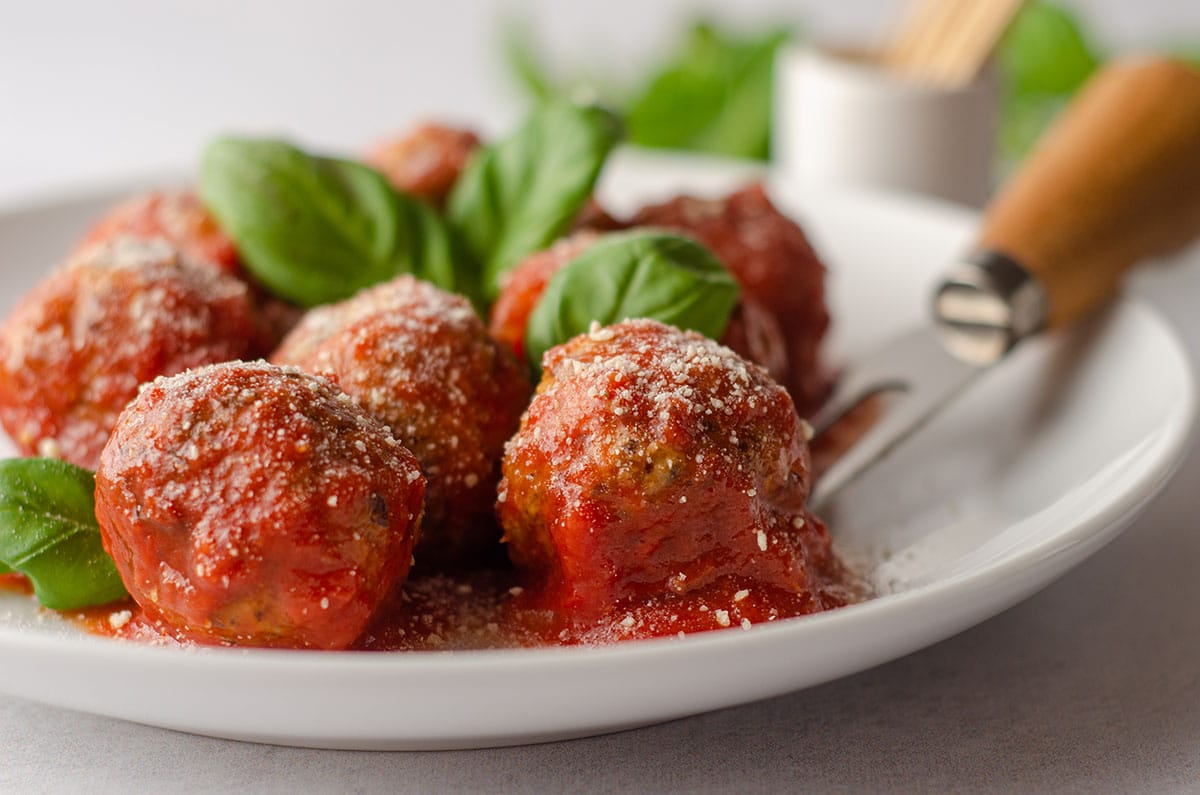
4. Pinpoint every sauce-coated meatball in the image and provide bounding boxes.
[95,361,425,649]
[273,276,531,565]
[498,319,844,639]
[0,237,263,468]
[78,190,303,349]
[488,232,597,362]
[77,190,241,275]
[631,185,831,415]
[364,123,480,208]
